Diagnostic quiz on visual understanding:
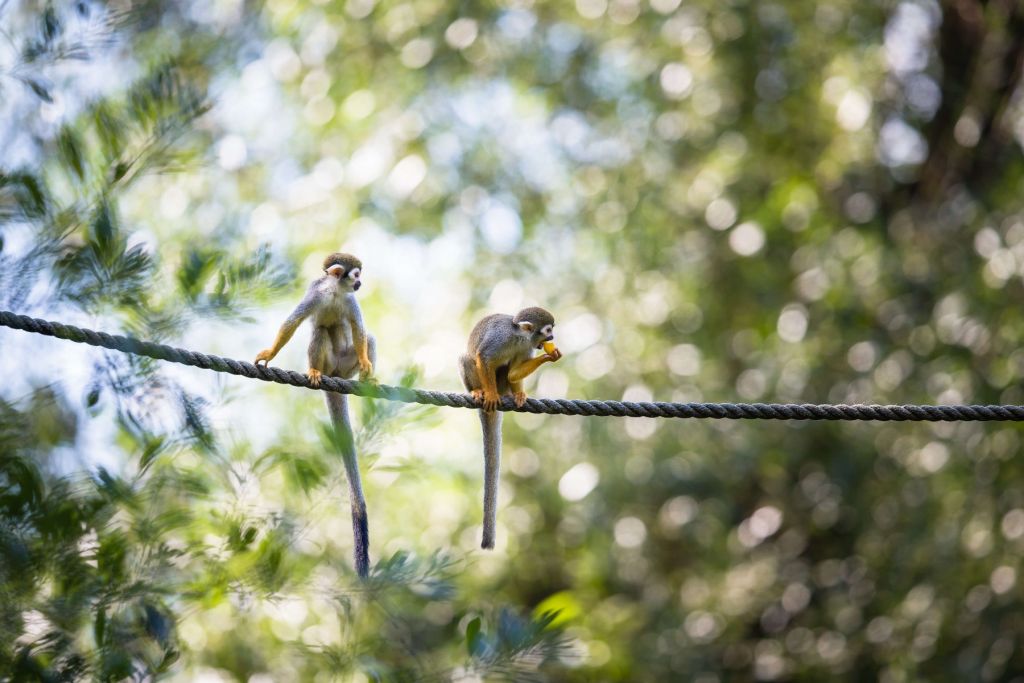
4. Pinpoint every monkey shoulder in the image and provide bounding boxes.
[467,314,507,349]
[477,314,534,359]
